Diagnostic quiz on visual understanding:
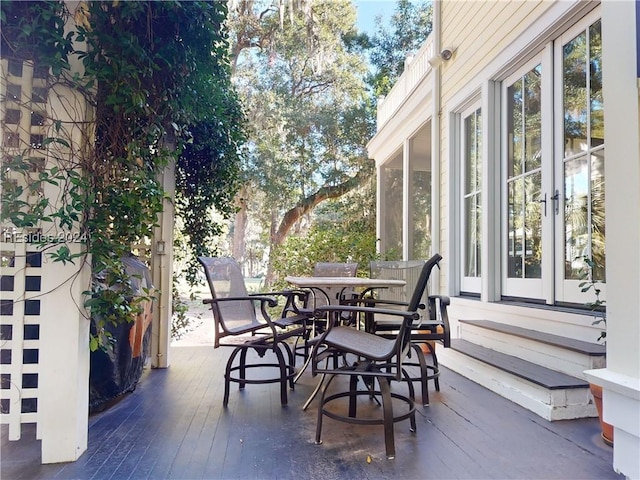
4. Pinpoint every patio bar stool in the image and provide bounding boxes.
[310,255,443,459]
[365,255,450,406]
[198,256,309,406]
